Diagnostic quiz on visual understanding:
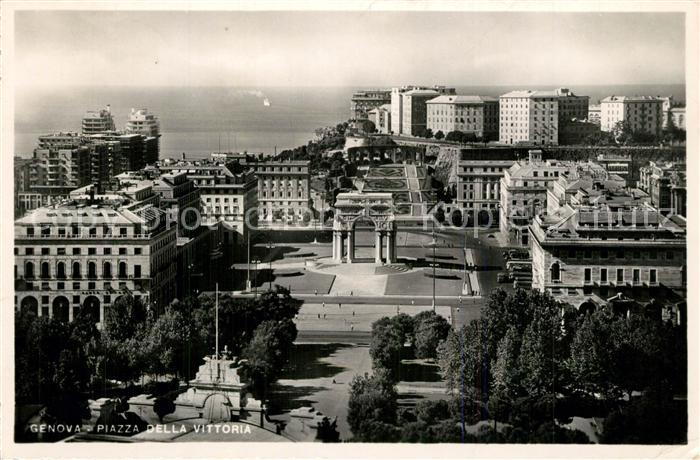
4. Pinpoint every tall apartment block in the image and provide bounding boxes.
[390,85,456,135]
[499,88,590,145]
[600,96,663,137]
[125,108,161,162]
[82,106,116,134]
[255,160,311,224]
[499,90,559,146]
[426,95,499,140]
